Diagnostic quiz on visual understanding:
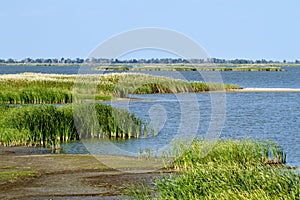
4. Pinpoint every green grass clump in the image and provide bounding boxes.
[0,170,38,181]
[111,73,240,97]
[190,82,241,92]
[128,140,300,199]
[170,140,287,169]
[0,88,73,104]
[0,104,143,149]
